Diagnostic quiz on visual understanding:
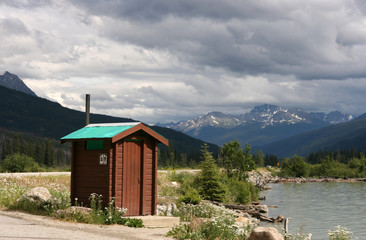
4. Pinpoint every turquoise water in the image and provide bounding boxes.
[262,182,366,240]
